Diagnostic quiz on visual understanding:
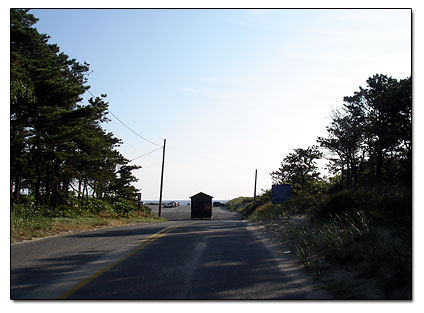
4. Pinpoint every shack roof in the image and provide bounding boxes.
[190,192,213,199]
